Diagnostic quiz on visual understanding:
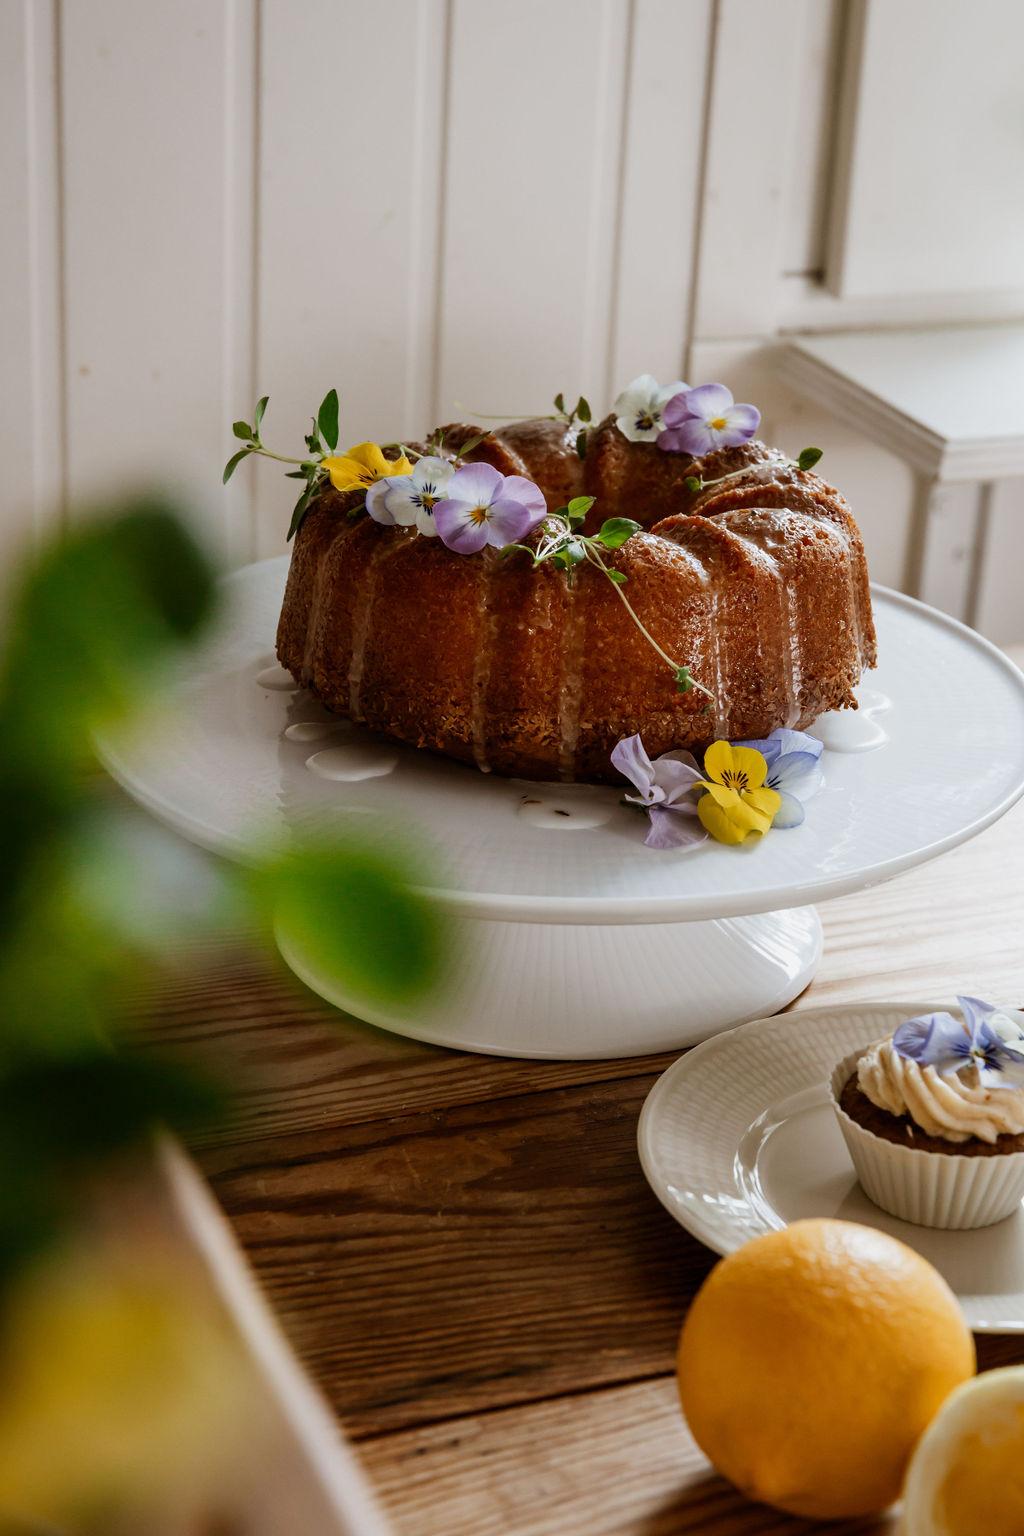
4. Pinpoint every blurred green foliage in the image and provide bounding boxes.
[0,496,444,1297]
